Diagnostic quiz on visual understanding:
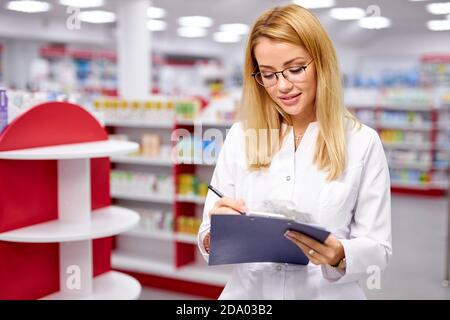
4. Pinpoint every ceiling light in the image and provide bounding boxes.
[213,32,241,43]
[178,16,213,28]
[6,0,51,13]
[358,16,391,29]
[219,23,249,35]
[427,2,450,15]
[292,0,335,9]
[79,10,116,24]
[59,0,103,8]
[147,19,166,31]
[177,27,207,38]
[147,6,165,19]
[427,19,450,31]
[330,7,365,20]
